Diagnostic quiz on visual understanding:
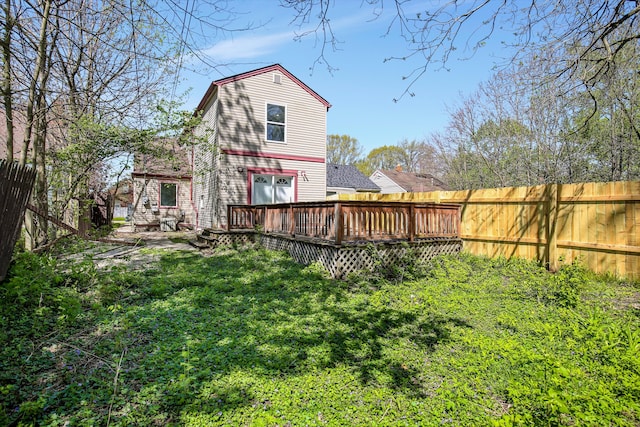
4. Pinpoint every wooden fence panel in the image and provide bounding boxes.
[555,181,640,278]
[0,160,37,282]
[338,180,640,280]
